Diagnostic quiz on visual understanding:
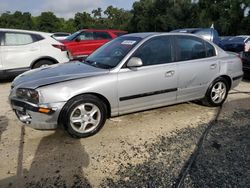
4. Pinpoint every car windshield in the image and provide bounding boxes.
[228,36,248,43]
[65,31,81,41]
[84,36,142,69]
